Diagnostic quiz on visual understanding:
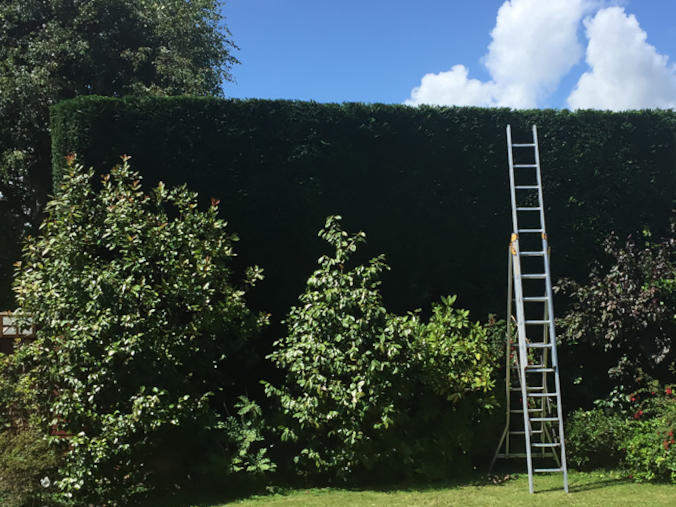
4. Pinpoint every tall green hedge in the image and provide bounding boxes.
[49,97,676,332]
